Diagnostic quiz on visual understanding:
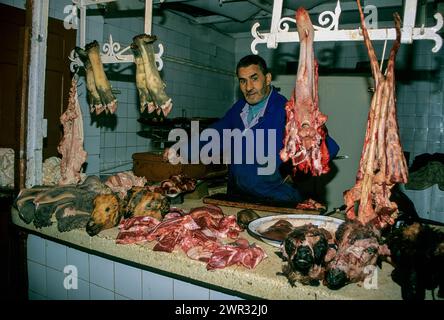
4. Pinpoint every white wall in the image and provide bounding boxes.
[0,0,236,176]
[98,11,236,174]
